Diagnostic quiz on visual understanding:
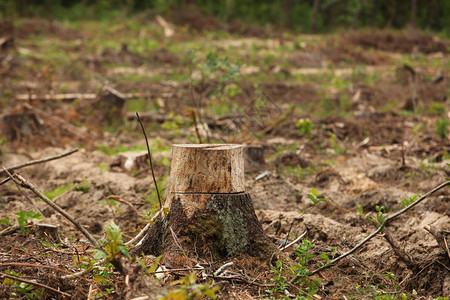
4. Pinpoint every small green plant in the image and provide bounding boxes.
[357,204,365,216]
[307,188,325,205]
[2,270,43,298]
[400,194,420,208]
[367,206,386,231]
[329,133,345,156]
[428,102,446,116]
[436,118,450,139]
[295,118,315,137]
[282,166,320,180]
[0,217,10,227]
[16,210,42,233]
[266,239,321,299]
[75,178,90,193]
[91,221,130,261]
[159,272,219,299]
[44,183,74,200]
